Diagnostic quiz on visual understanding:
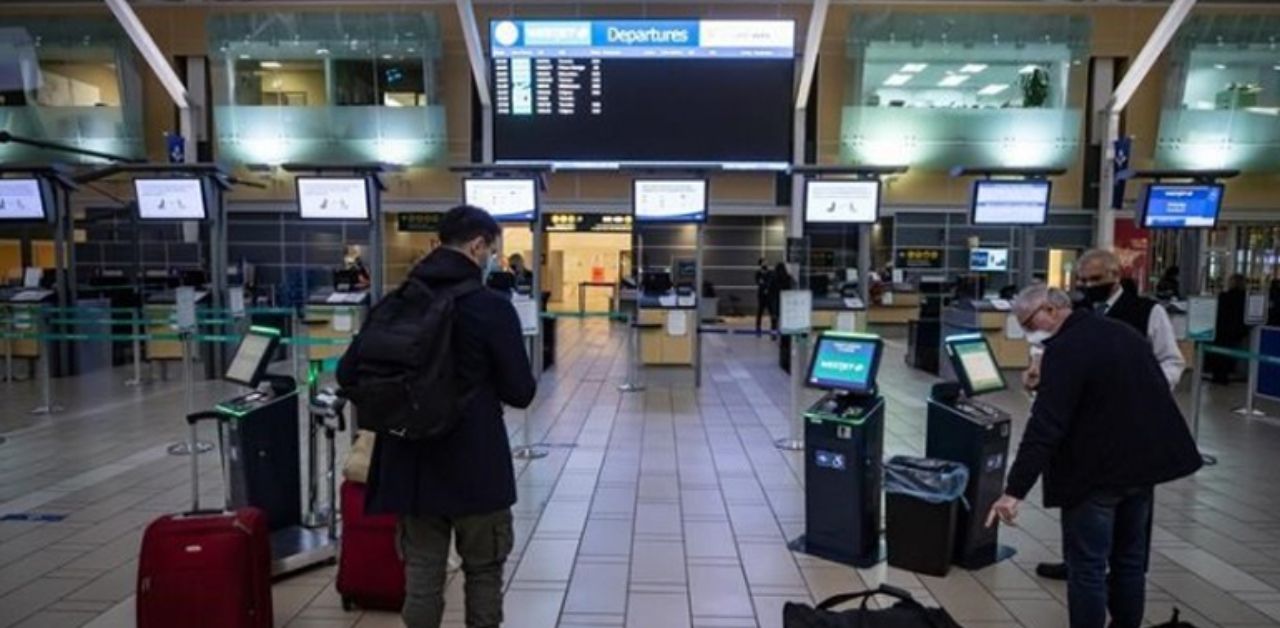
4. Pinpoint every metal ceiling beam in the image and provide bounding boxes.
[103,0,195,164]
[457,0,492,163]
